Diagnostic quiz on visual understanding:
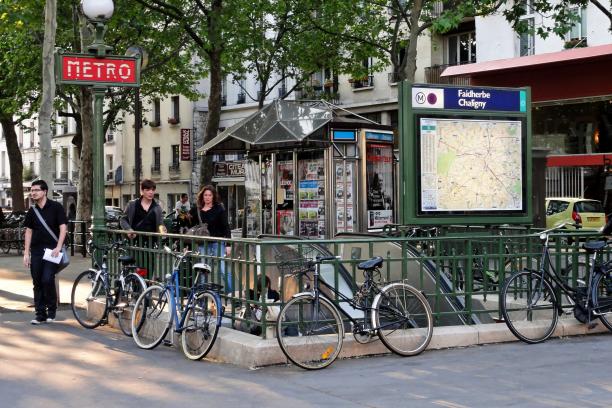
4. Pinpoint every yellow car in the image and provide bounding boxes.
[545,197,607,231]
